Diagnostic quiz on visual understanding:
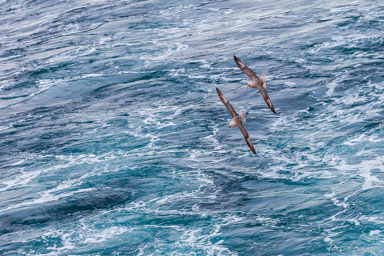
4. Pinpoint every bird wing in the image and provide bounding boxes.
[234,55,259,81]
[258,86,276,114]
[216,87,238,118]
[238,124,256,154]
